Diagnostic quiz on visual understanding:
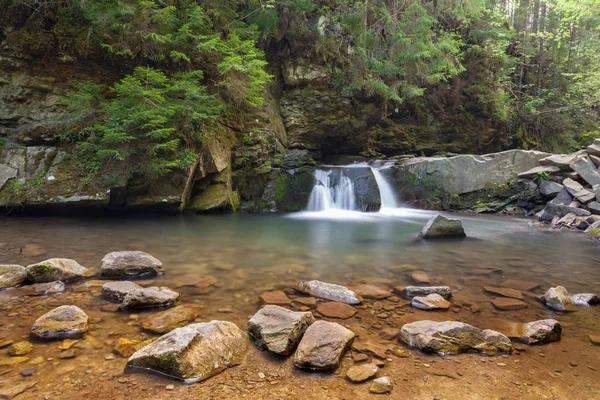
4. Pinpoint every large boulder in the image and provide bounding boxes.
[399,320,511,355]
[419,214,466,239]
[294,321,355,370]
[0,264,27,289]
[31,305,89,339]
[26,258,90,283]
[541,286,573,311]
[293,280,361,304]
[247,305,315,355]
[127,321,249,382]
[119,286,179,309]
[141,304,203,334]
[100,251,163,278]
